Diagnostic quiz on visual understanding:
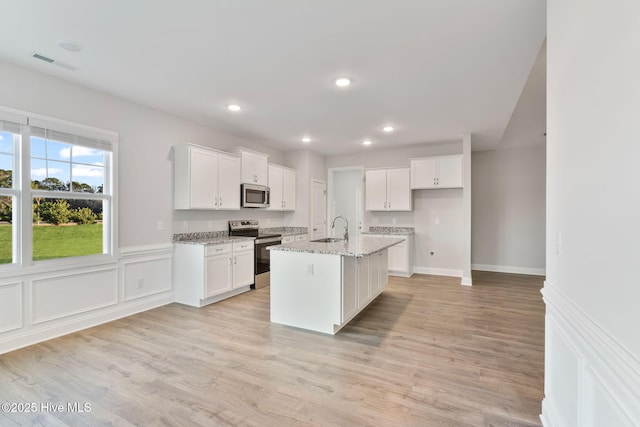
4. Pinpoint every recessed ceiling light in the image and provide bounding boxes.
[58,40,82,52]
[383,126,394,132]
[362,140,372,146]
[227,104,241,112]
[301,137,311,143]
[335,78,351,87]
